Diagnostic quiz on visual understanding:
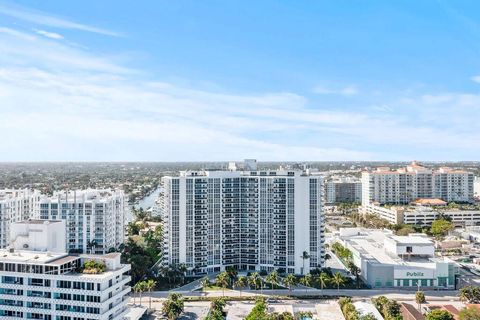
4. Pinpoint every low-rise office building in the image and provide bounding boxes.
[362,203,480,227]
[0,220,131,320]
[337,228,457,289]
